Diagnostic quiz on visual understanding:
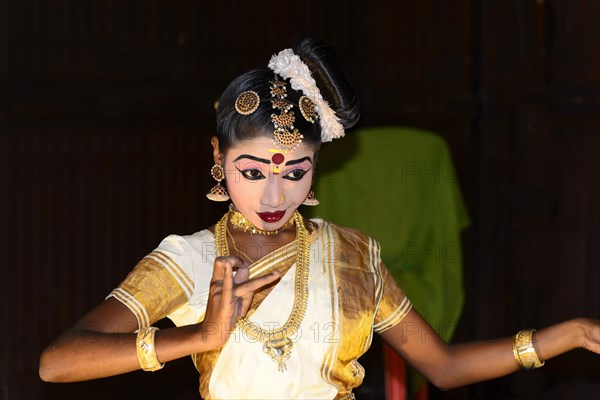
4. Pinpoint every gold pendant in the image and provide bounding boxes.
[263,337,293,372]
